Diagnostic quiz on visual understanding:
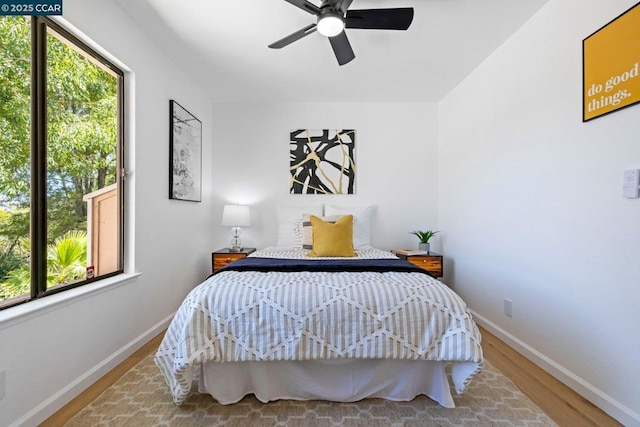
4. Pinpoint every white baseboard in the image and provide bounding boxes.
[472,310,640,427]
[12,312,175,427]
